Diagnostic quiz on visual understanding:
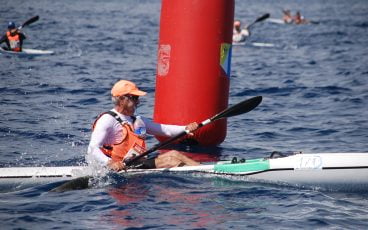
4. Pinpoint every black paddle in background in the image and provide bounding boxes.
[246,13,270,30]
[18,15,39,30]
[125,96,263,167]
[51,96,262,192]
